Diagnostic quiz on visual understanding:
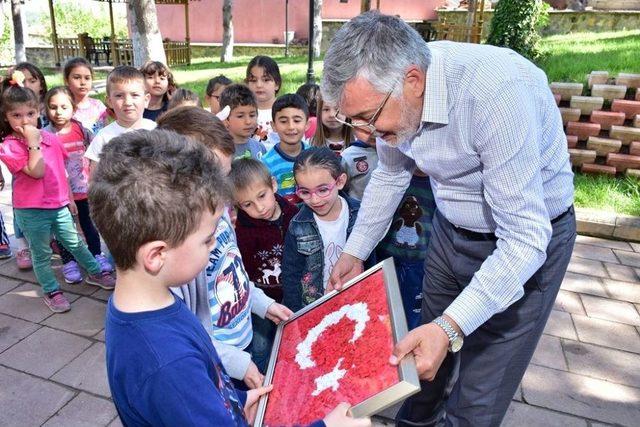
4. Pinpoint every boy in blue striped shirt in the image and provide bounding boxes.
[261,94,309,204]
